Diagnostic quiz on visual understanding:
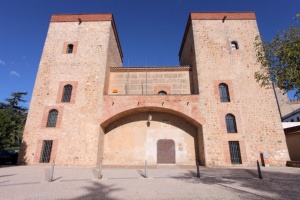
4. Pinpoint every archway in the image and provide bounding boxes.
[100,110,205,166]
